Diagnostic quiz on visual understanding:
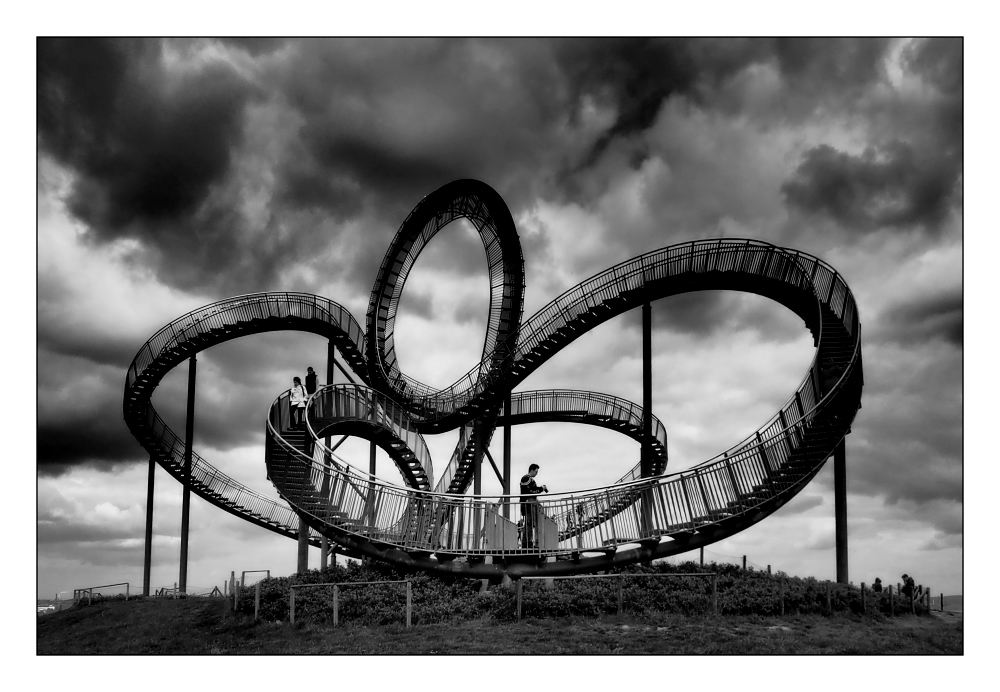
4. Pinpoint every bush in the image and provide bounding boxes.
[233,559,918,625]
